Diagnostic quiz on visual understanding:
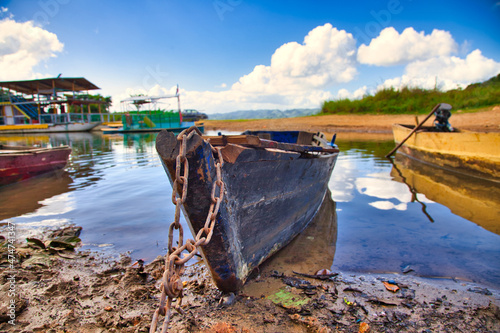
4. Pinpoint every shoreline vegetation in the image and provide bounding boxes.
[203,74,500,134]
[321,74,500,115]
